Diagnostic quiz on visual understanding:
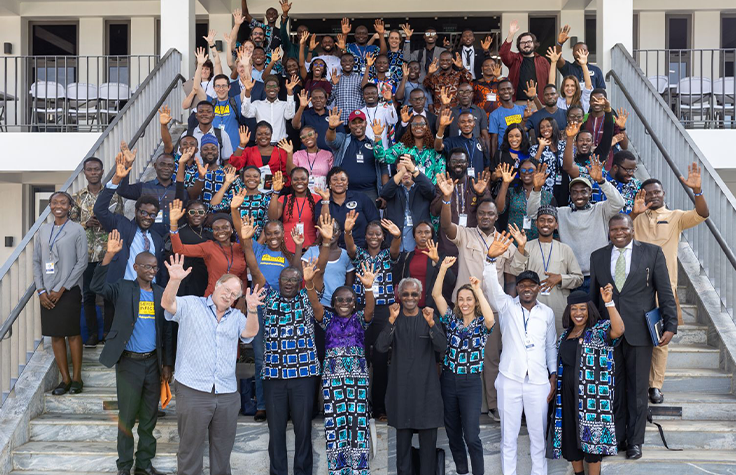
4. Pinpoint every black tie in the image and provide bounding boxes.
[465,49,472,64]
